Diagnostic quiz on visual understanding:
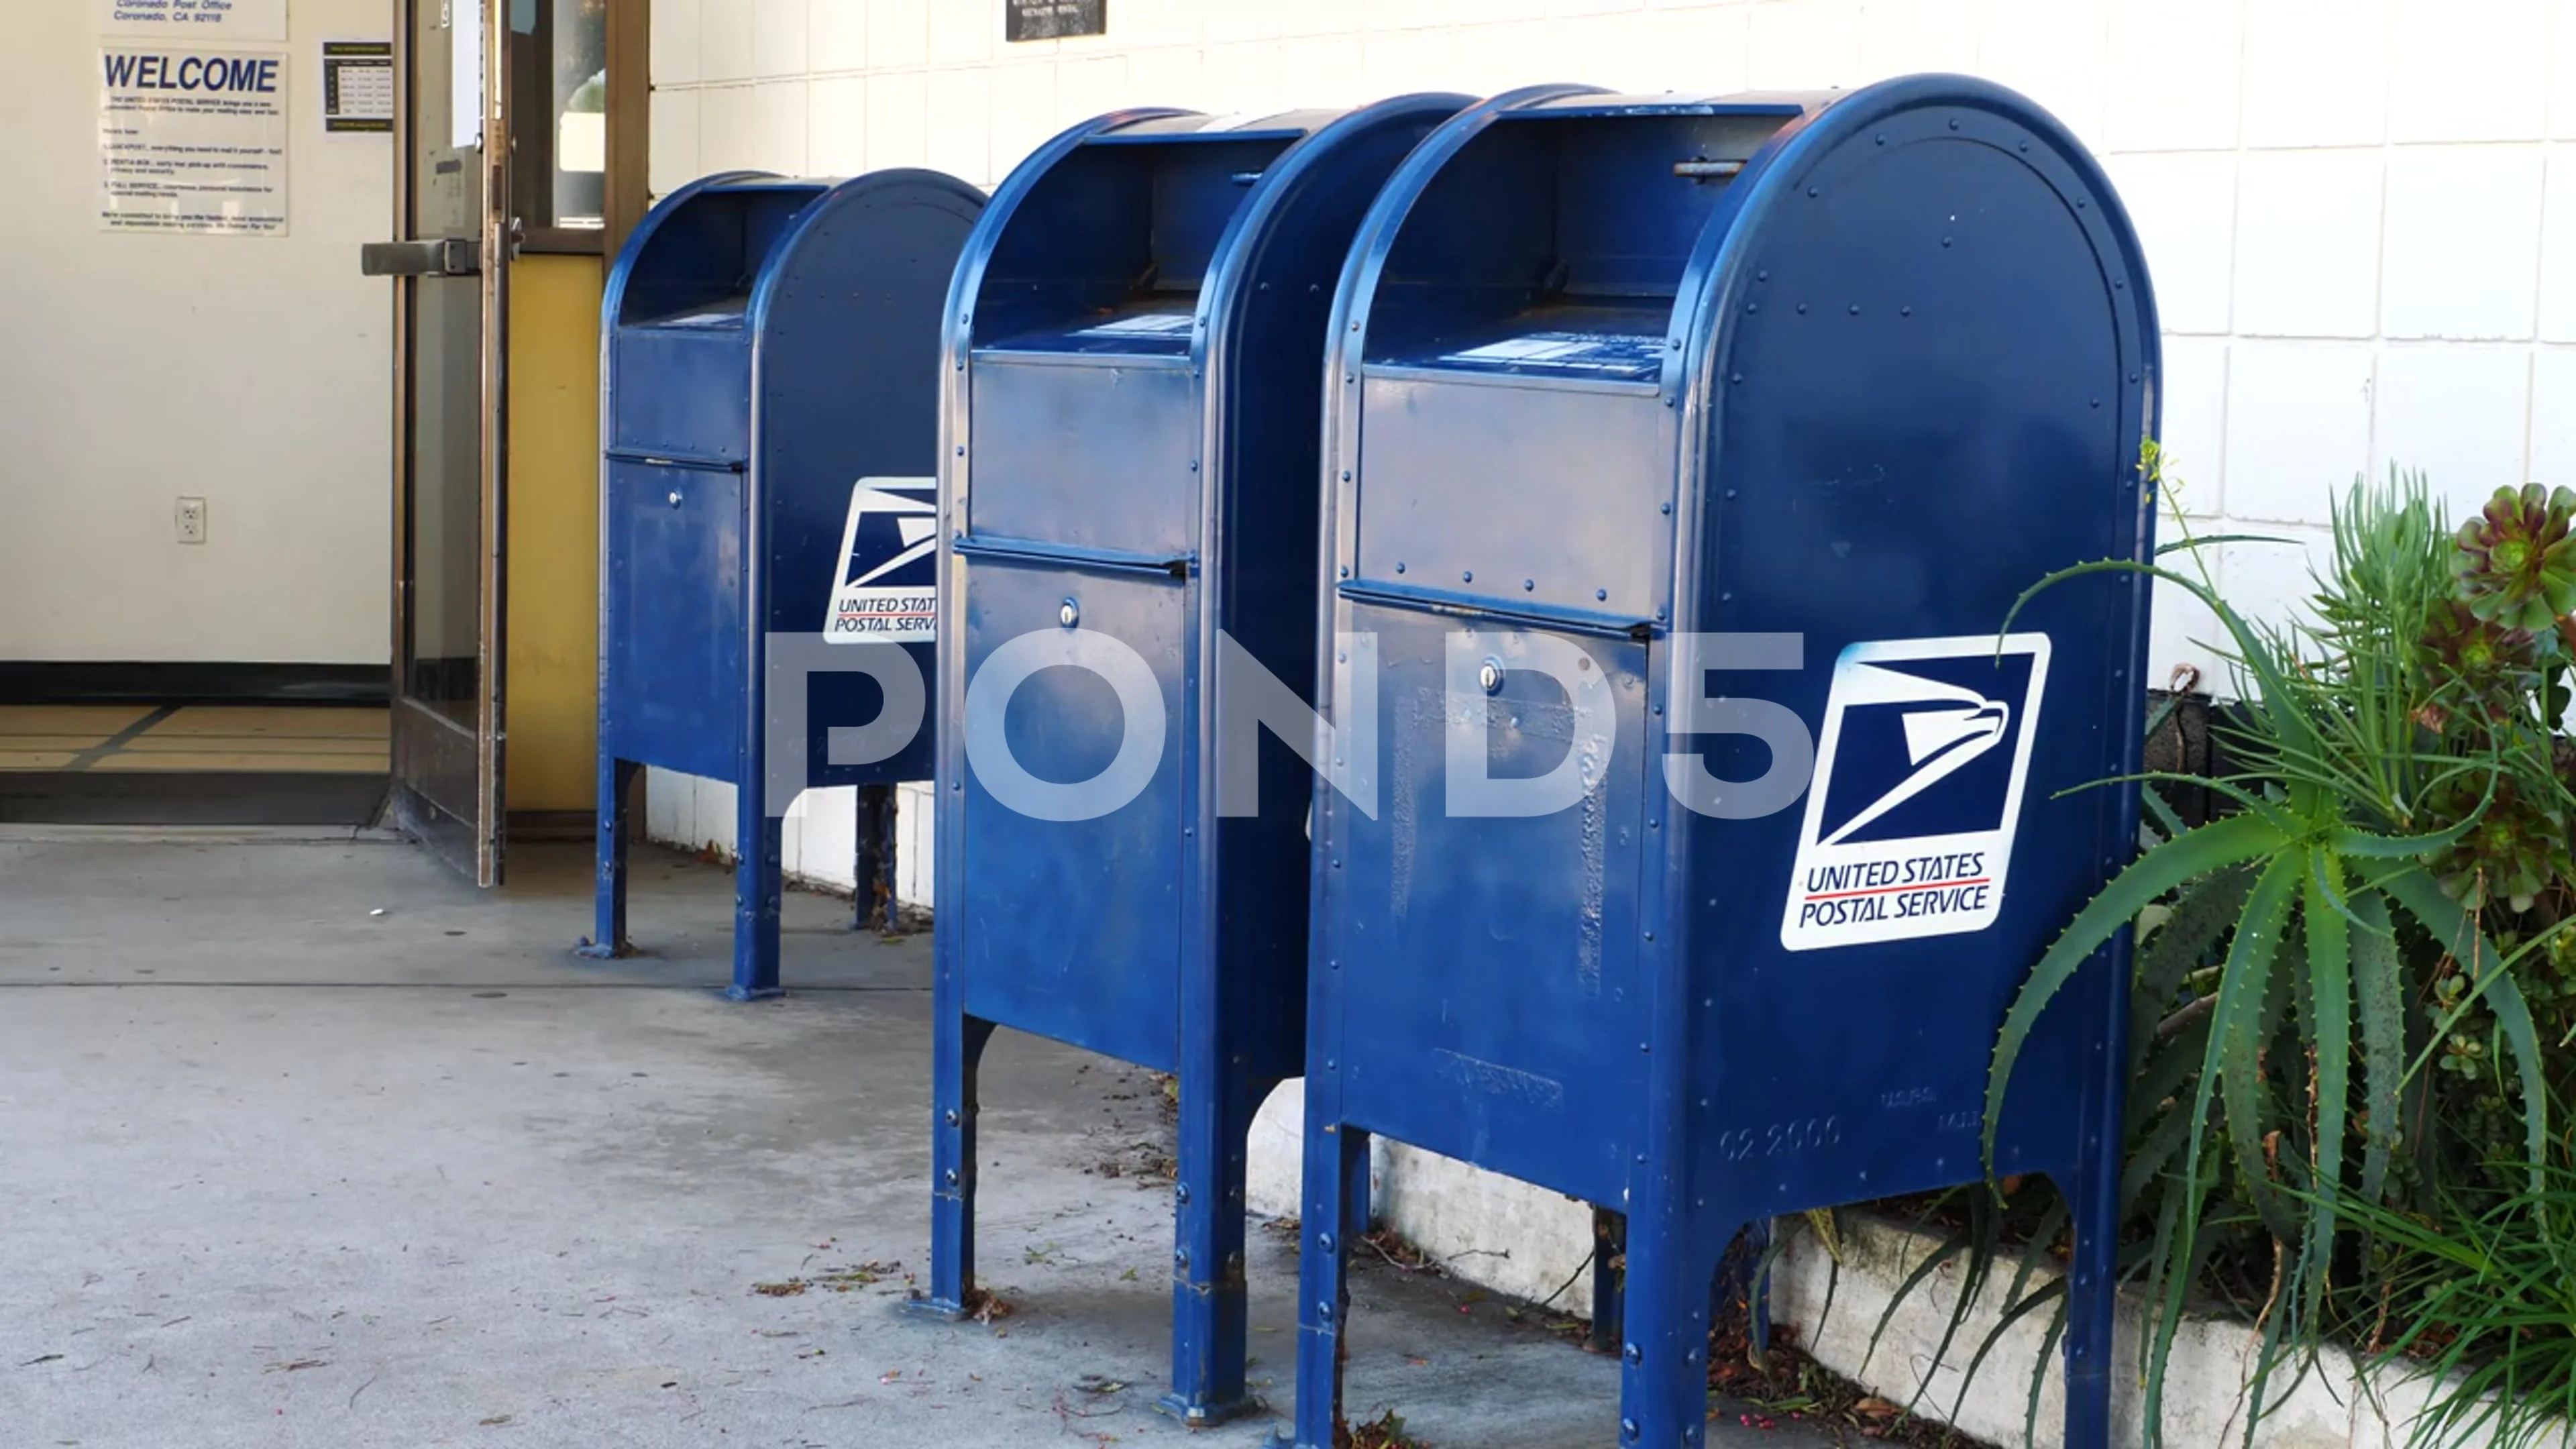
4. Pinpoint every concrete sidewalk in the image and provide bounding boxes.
[0,832,1836,1448]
